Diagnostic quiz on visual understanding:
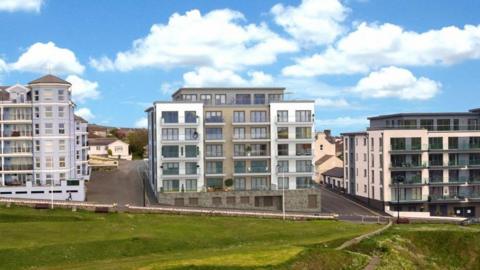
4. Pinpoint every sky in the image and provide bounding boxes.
[1,0,480,135]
